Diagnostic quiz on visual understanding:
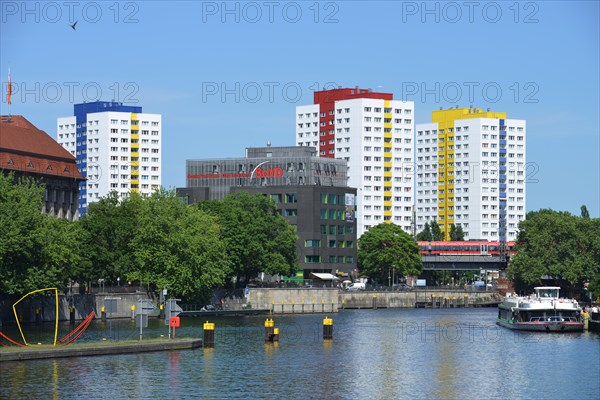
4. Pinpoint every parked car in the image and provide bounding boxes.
[347,282,366,291]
